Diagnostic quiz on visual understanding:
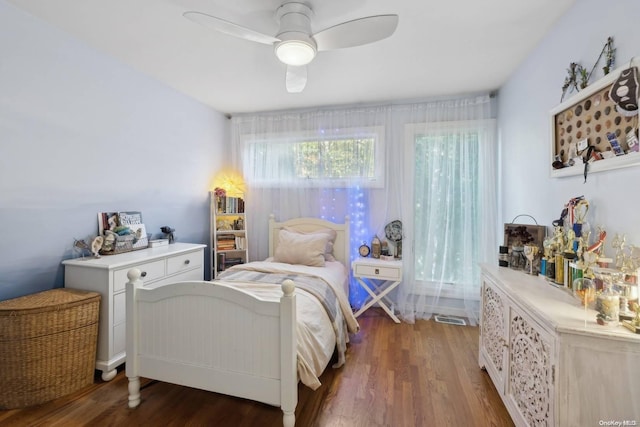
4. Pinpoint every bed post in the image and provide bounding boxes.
[125,268,143,408]
[280,279,297,427]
